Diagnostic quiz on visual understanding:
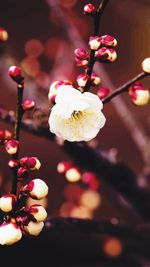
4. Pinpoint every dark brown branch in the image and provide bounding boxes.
[84,0,109,91]
[12,83,24,195]
[103,72,148,104]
